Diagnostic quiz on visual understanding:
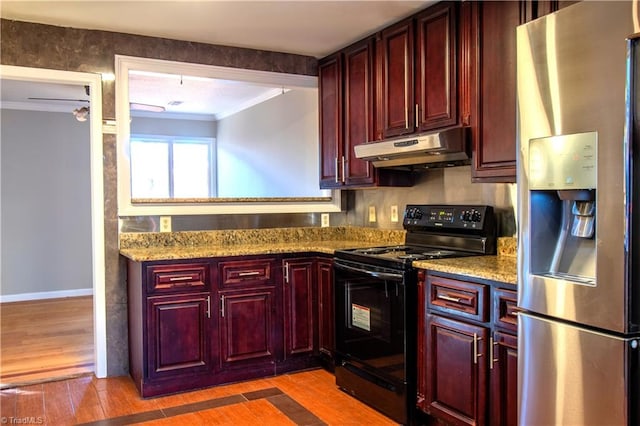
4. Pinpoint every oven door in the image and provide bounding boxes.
[334,258,406,384]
